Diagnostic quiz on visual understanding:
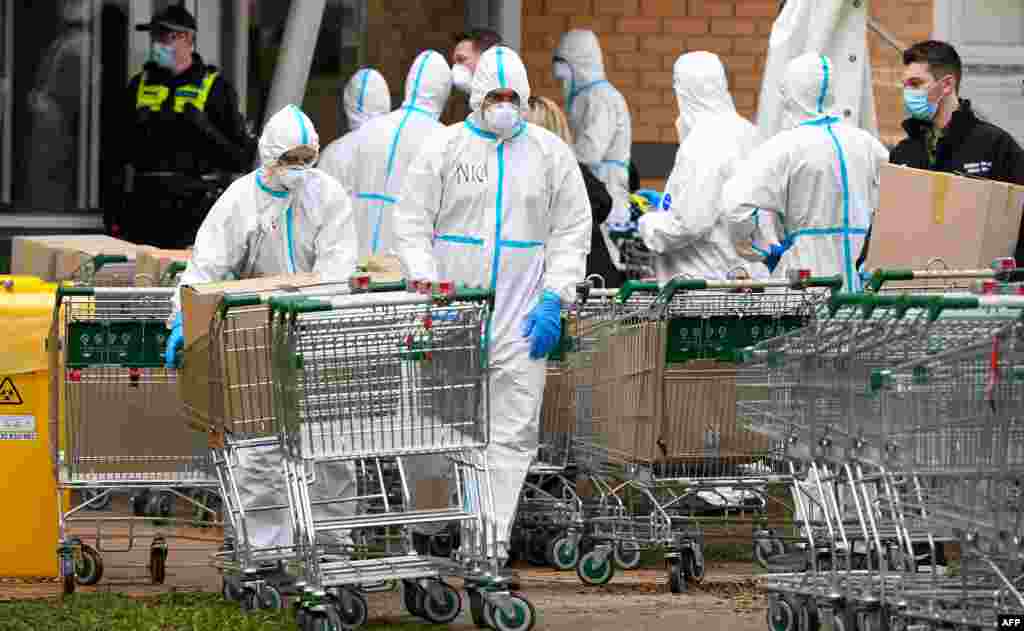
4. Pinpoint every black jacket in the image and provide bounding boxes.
[580,163,625,288]
[122,52,255,175]
[888,99,1024,265]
